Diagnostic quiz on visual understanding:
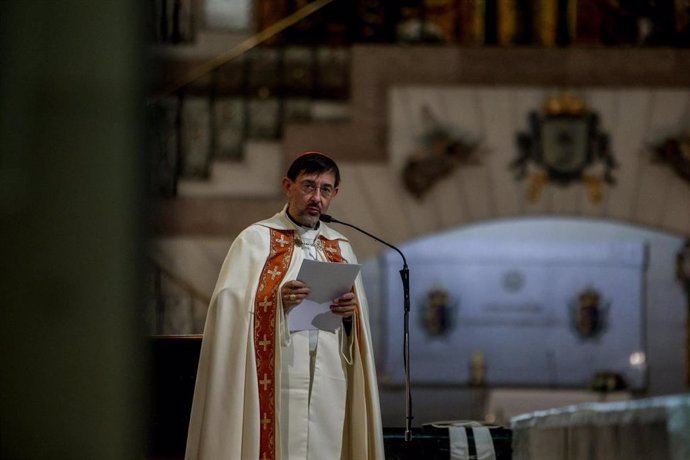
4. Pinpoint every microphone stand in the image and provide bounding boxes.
[320,214,413,442]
